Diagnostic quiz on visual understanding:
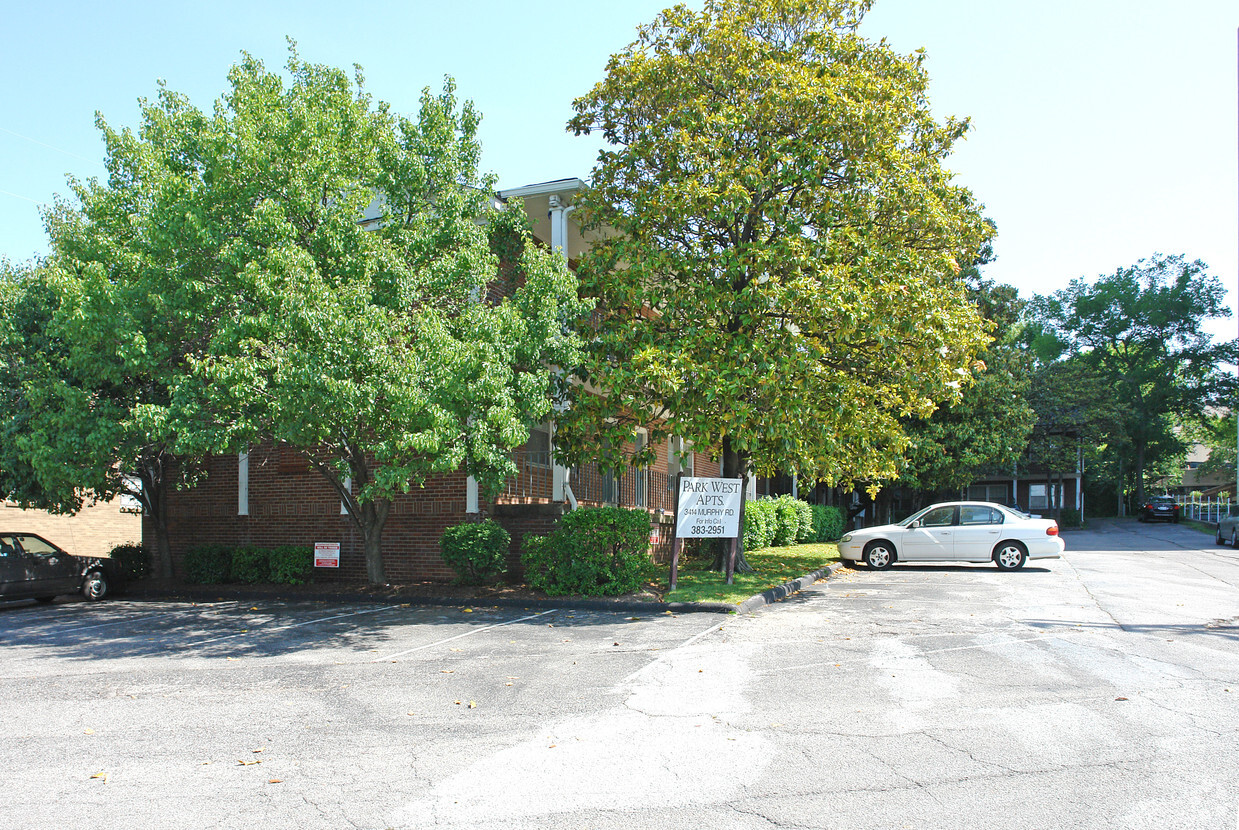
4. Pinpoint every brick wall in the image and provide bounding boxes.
[149,444,470,584]
[152,441,723,585]
[2,498,140,558]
